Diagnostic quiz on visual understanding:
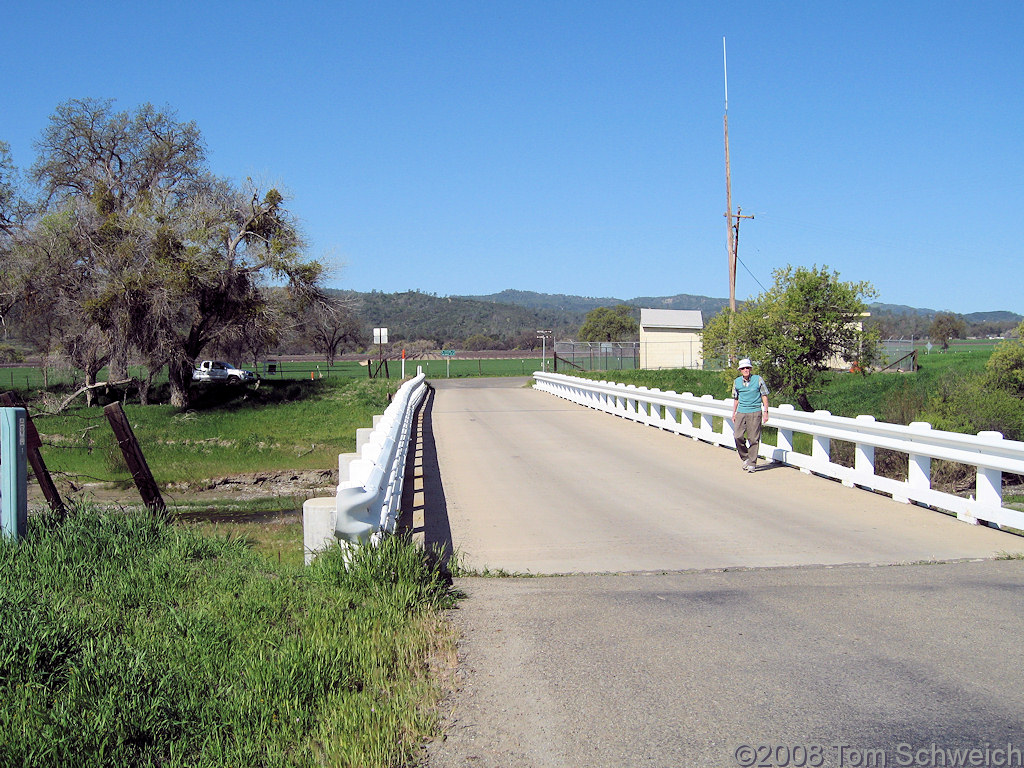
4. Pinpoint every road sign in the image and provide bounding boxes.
[441,350,456,357]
